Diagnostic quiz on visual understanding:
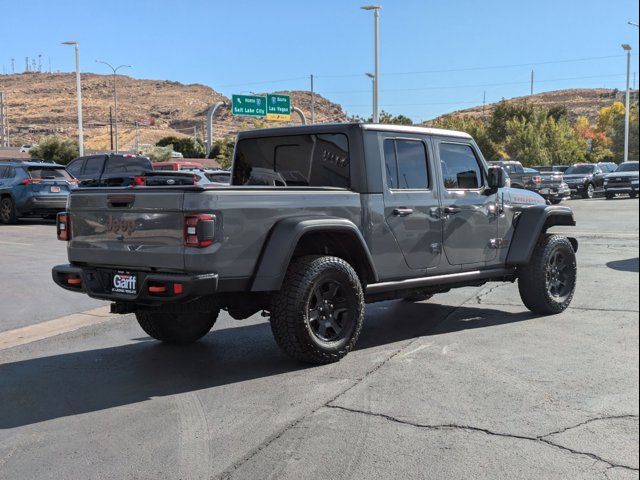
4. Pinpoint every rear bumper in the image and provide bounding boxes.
[52,264,218,306]
[538,186,571,200]
[19,196,68,215]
